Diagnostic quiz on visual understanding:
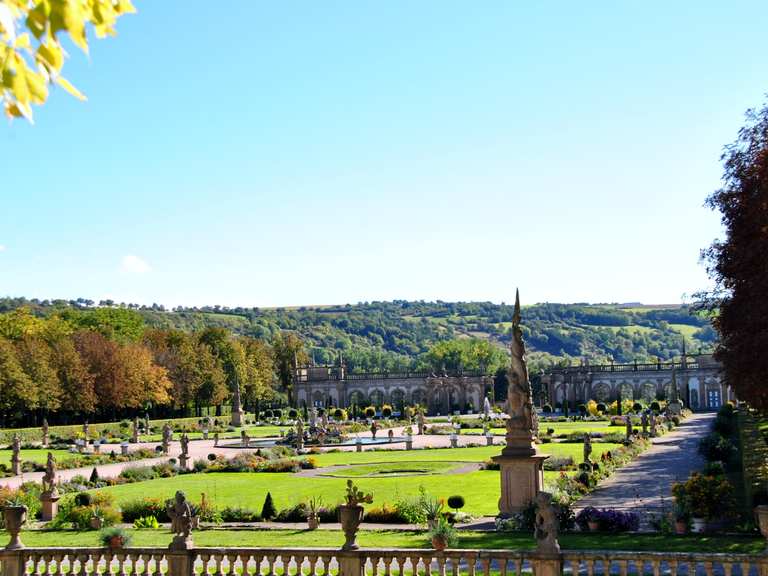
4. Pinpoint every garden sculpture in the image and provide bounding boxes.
[42,452,58,496]
[534,492,560,554]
